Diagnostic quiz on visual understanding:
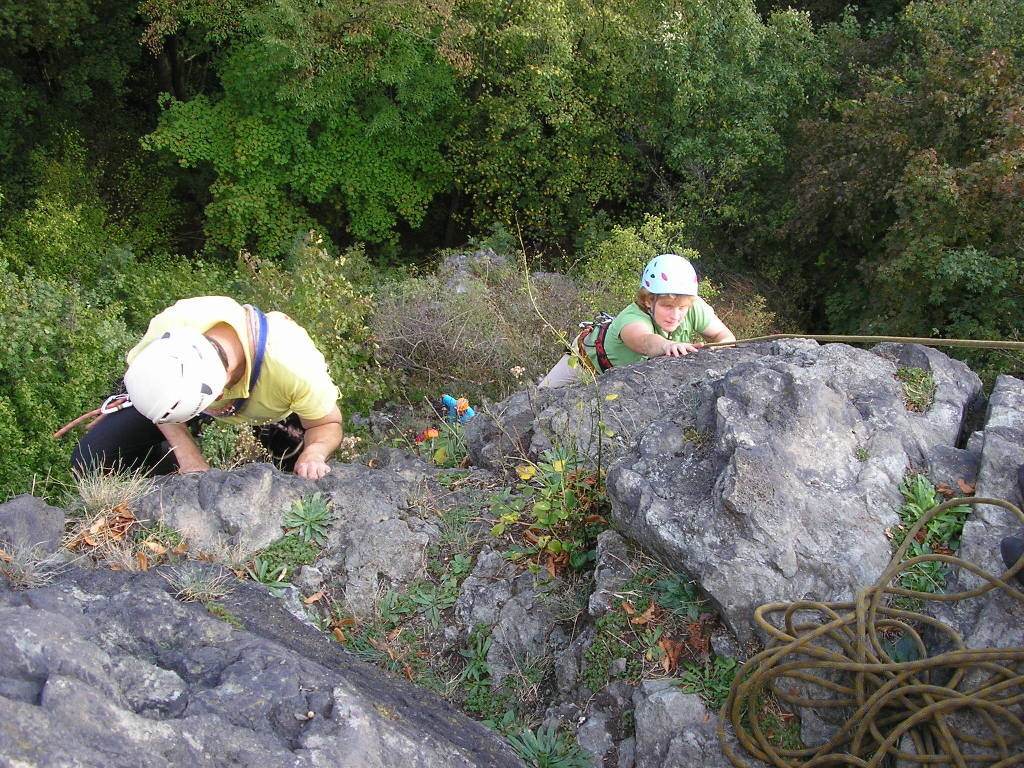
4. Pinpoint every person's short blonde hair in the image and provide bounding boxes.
[635,289,695,313]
